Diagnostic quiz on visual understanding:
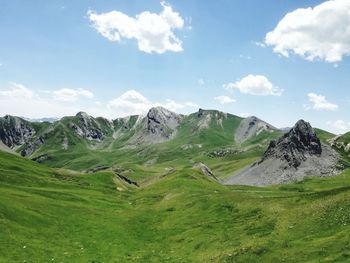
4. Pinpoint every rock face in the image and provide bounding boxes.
[193,162,217,180]
[0,115,35,148]
[70,112,105,140]
[328,133,350,153]
[129,107,183,145]
[196,109,228,130]
[225,120,341,186]
[235,116,276,143]
[261,120,322,168]
[147,107,182,139]
[21,137,45,157]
